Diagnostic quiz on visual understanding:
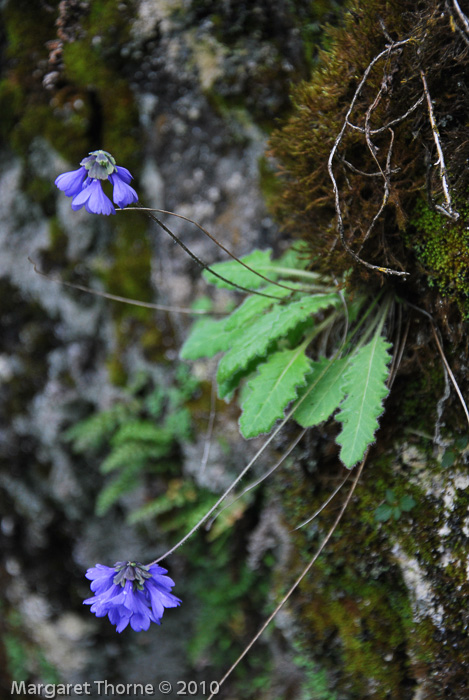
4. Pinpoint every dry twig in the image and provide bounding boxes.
[420,69,459,221]
[327,39,411,277]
